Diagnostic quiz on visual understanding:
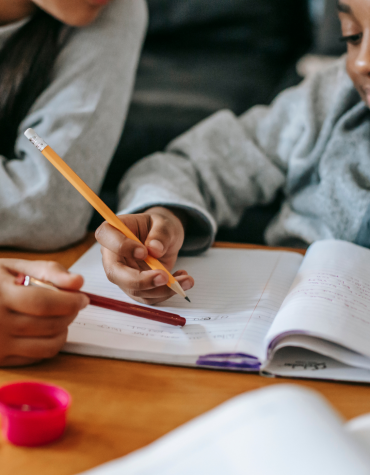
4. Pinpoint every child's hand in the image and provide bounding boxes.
[0,259,89,367]
[95,207,194,305]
